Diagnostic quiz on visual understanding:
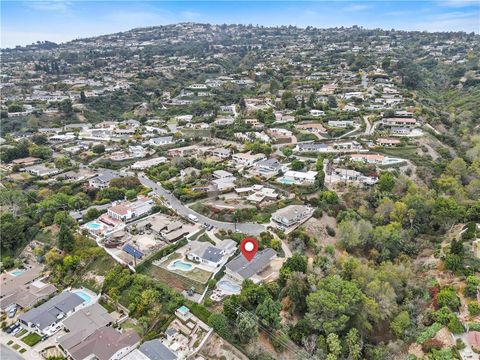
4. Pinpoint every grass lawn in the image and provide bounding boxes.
[12,344,20,350]
[19,348,27,353]
[7,340,13,345]
[144,264,208,293]
[15,329,28,338]
[21,332,42,346]
[198,233,215,244]
[121,319,144,336]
